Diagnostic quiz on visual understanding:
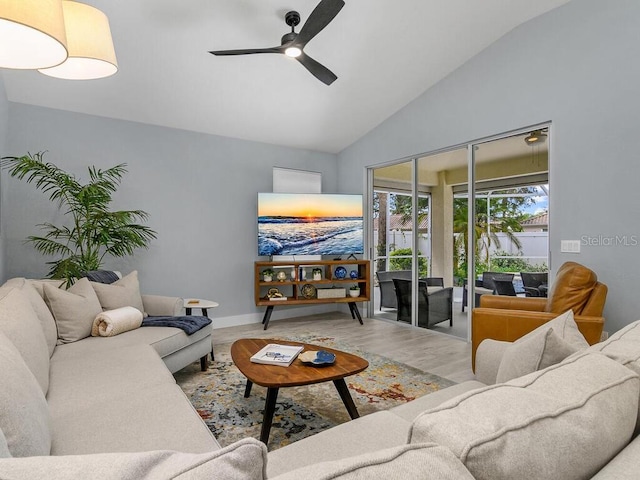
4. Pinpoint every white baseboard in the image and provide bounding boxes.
[212,304,338,329]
